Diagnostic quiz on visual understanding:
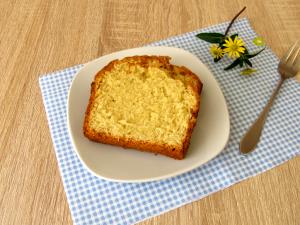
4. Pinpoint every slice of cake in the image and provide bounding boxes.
[83,55,203,159]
